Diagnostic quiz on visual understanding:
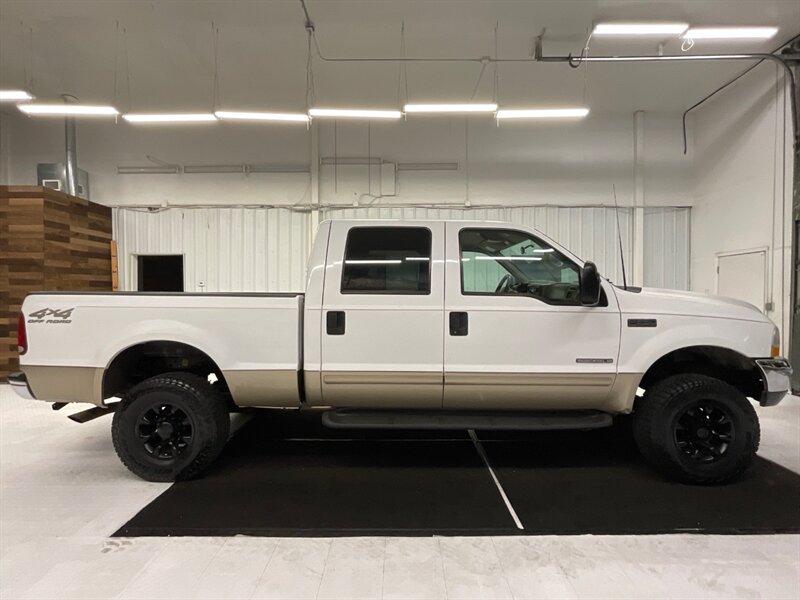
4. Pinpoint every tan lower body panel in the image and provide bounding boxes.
[607,373,643,413]
[317,371,443,408]
[303,370,323,406]
[445,371,643,412]
[443,372,615,410]
[314,370,643,413]
[21,365,104,405]
[20,365,642,414]
[224,370,301,407]
[22,366,302,408]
